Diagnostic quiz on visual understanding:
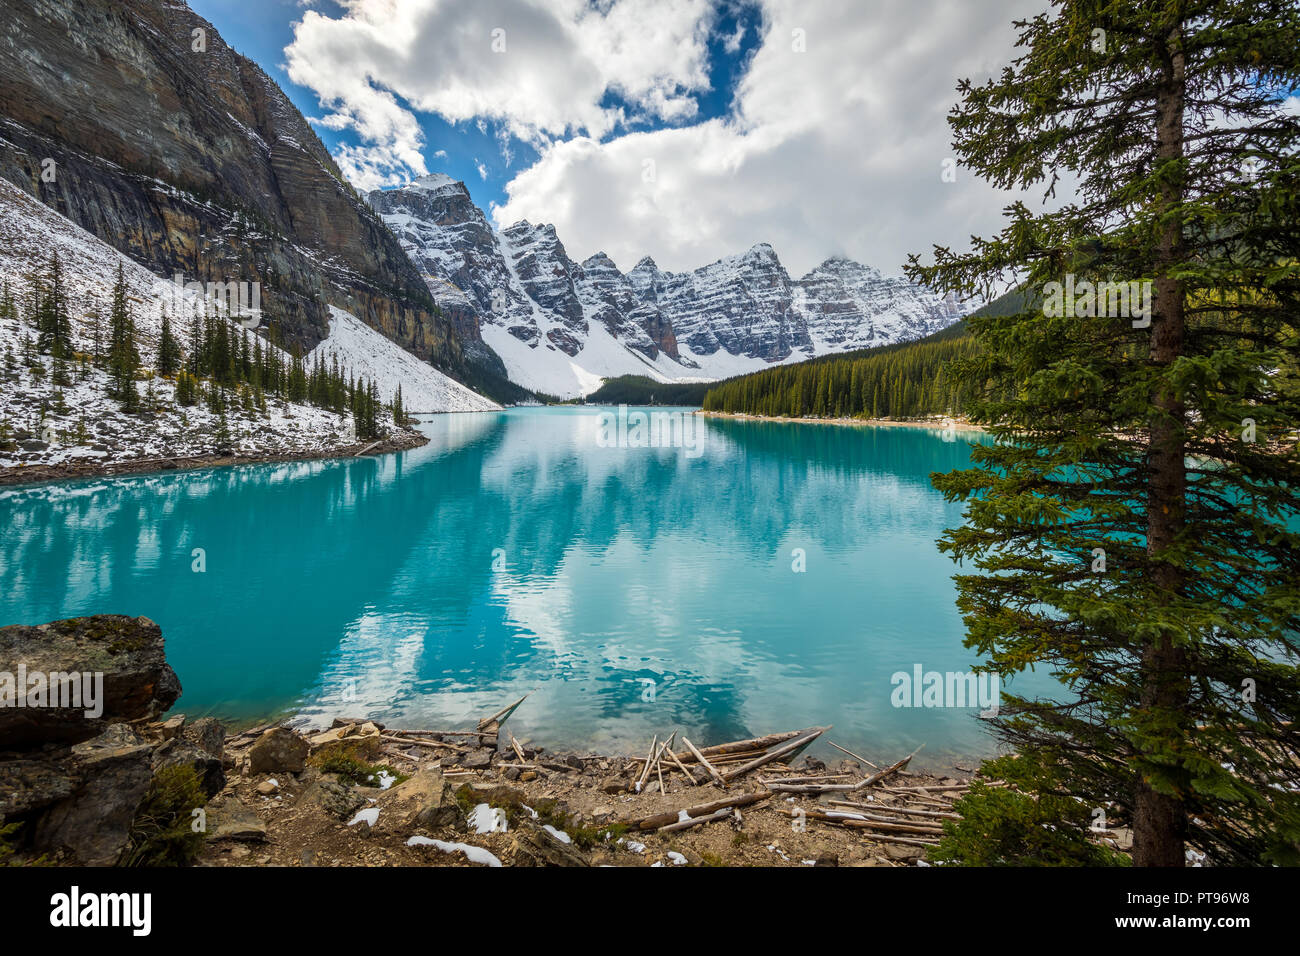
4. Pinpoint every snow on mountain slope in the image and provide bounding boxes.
[0,177,414,475]
[311,307,500,413]
[368,175,970,400]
